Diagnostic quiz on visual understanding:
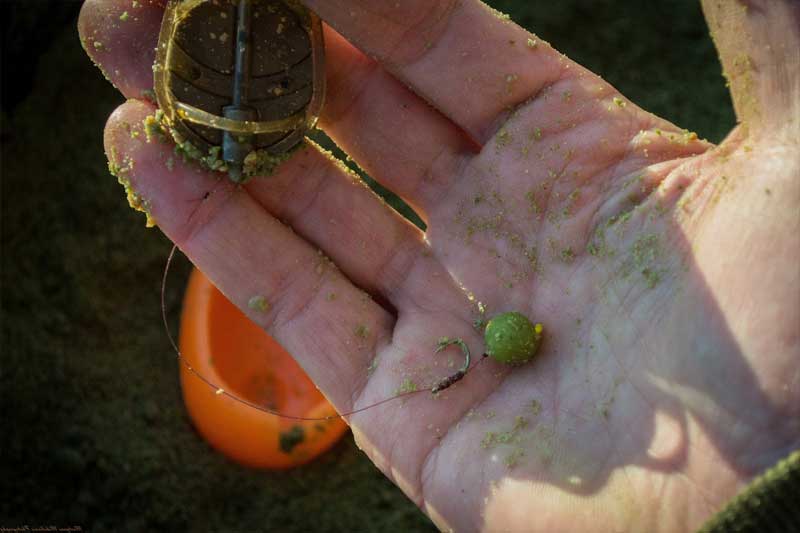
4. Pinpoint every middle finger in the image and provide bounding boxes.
[303,0,566,144]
